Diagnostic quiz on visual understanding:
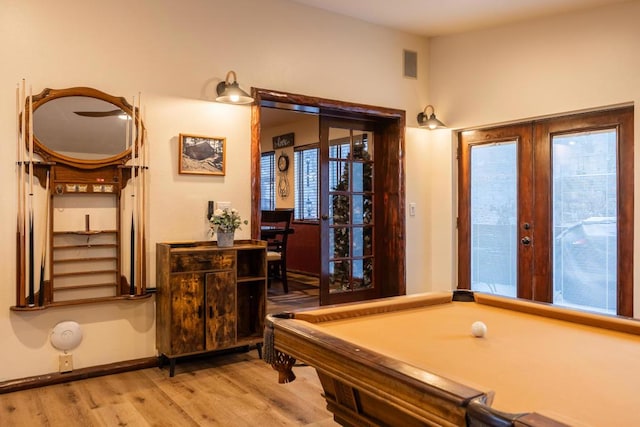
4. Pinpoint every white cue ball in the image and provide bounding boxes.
[471,321,487,338]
